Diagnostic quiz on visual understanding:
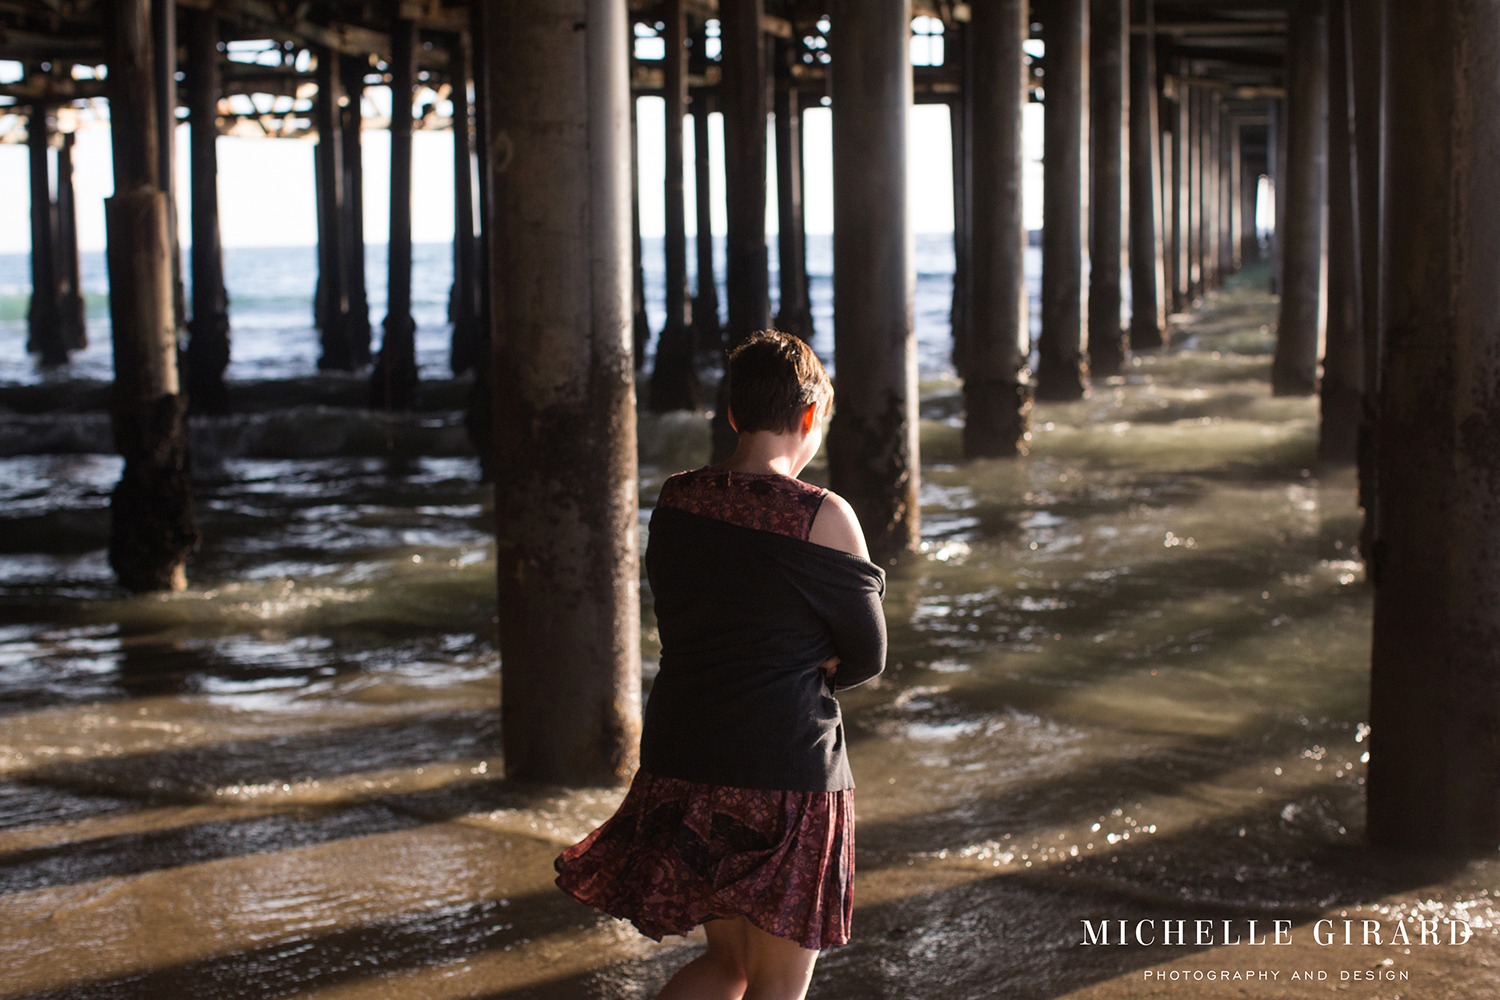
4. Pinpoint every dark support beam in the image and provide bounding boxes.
[465,0,494,477]
[448,30,480,376]
[690,83,722,353]
[1319,0,1359,463]
[630,91,649,370]
[1349,0,1382,557]
[314,46,351,371]
[1089,0,1128,376]
[1037,0,1090,400]
[1128,0,1165,349]
[1203,89,1220,288]
[105,0,199,592]
[1368,0,1500,855]
[829,0,919,564]
[371,9,418,408]
[772,39,813,342]
[56,131,86,352]
[1186,83,1202,299]
[712,0,771,459]
[152,0,186,336]
[340,53,371,365]
[26,104,66,366]
[949,24,971,384]
[1240,138,1263,266]
[185,7,230,412]
[1227,116,1242,271]
[1271,0,1327,397]
[486,0,642,787]
[1269,95,1285,294]
[1173,87,1190,310]
[962,0,1030,456]
[650,0,701,411]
